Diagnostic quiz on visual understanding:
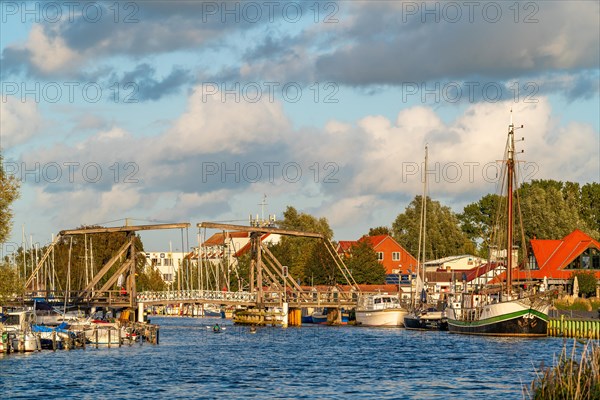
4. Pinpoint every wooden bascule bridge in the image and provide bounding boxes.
[18,222,363,325]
